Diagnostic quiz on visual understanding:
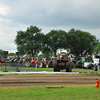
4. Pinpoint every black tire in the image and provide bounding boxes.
[53,61,58,72]
[66,62,72,72]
